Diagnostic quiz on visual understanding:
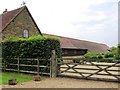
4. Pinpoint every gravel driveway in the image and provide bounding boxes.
[1,77,119,88]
